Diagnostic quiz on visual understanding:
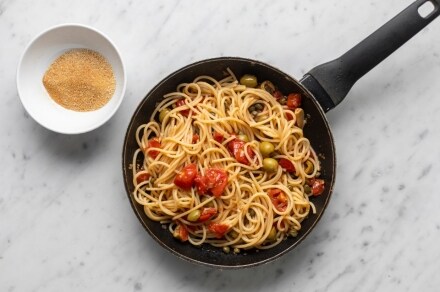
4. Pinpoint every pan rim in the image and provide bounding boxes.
[122,56,337,269]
